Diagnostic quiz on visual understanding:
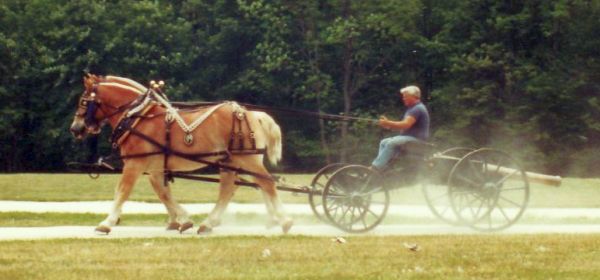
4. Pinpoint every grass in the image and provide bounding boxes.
[1,174,599,279]
[1,235,600,279]
[1,174,600,207]
[0,173,314,203]
[1,173,599,227]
